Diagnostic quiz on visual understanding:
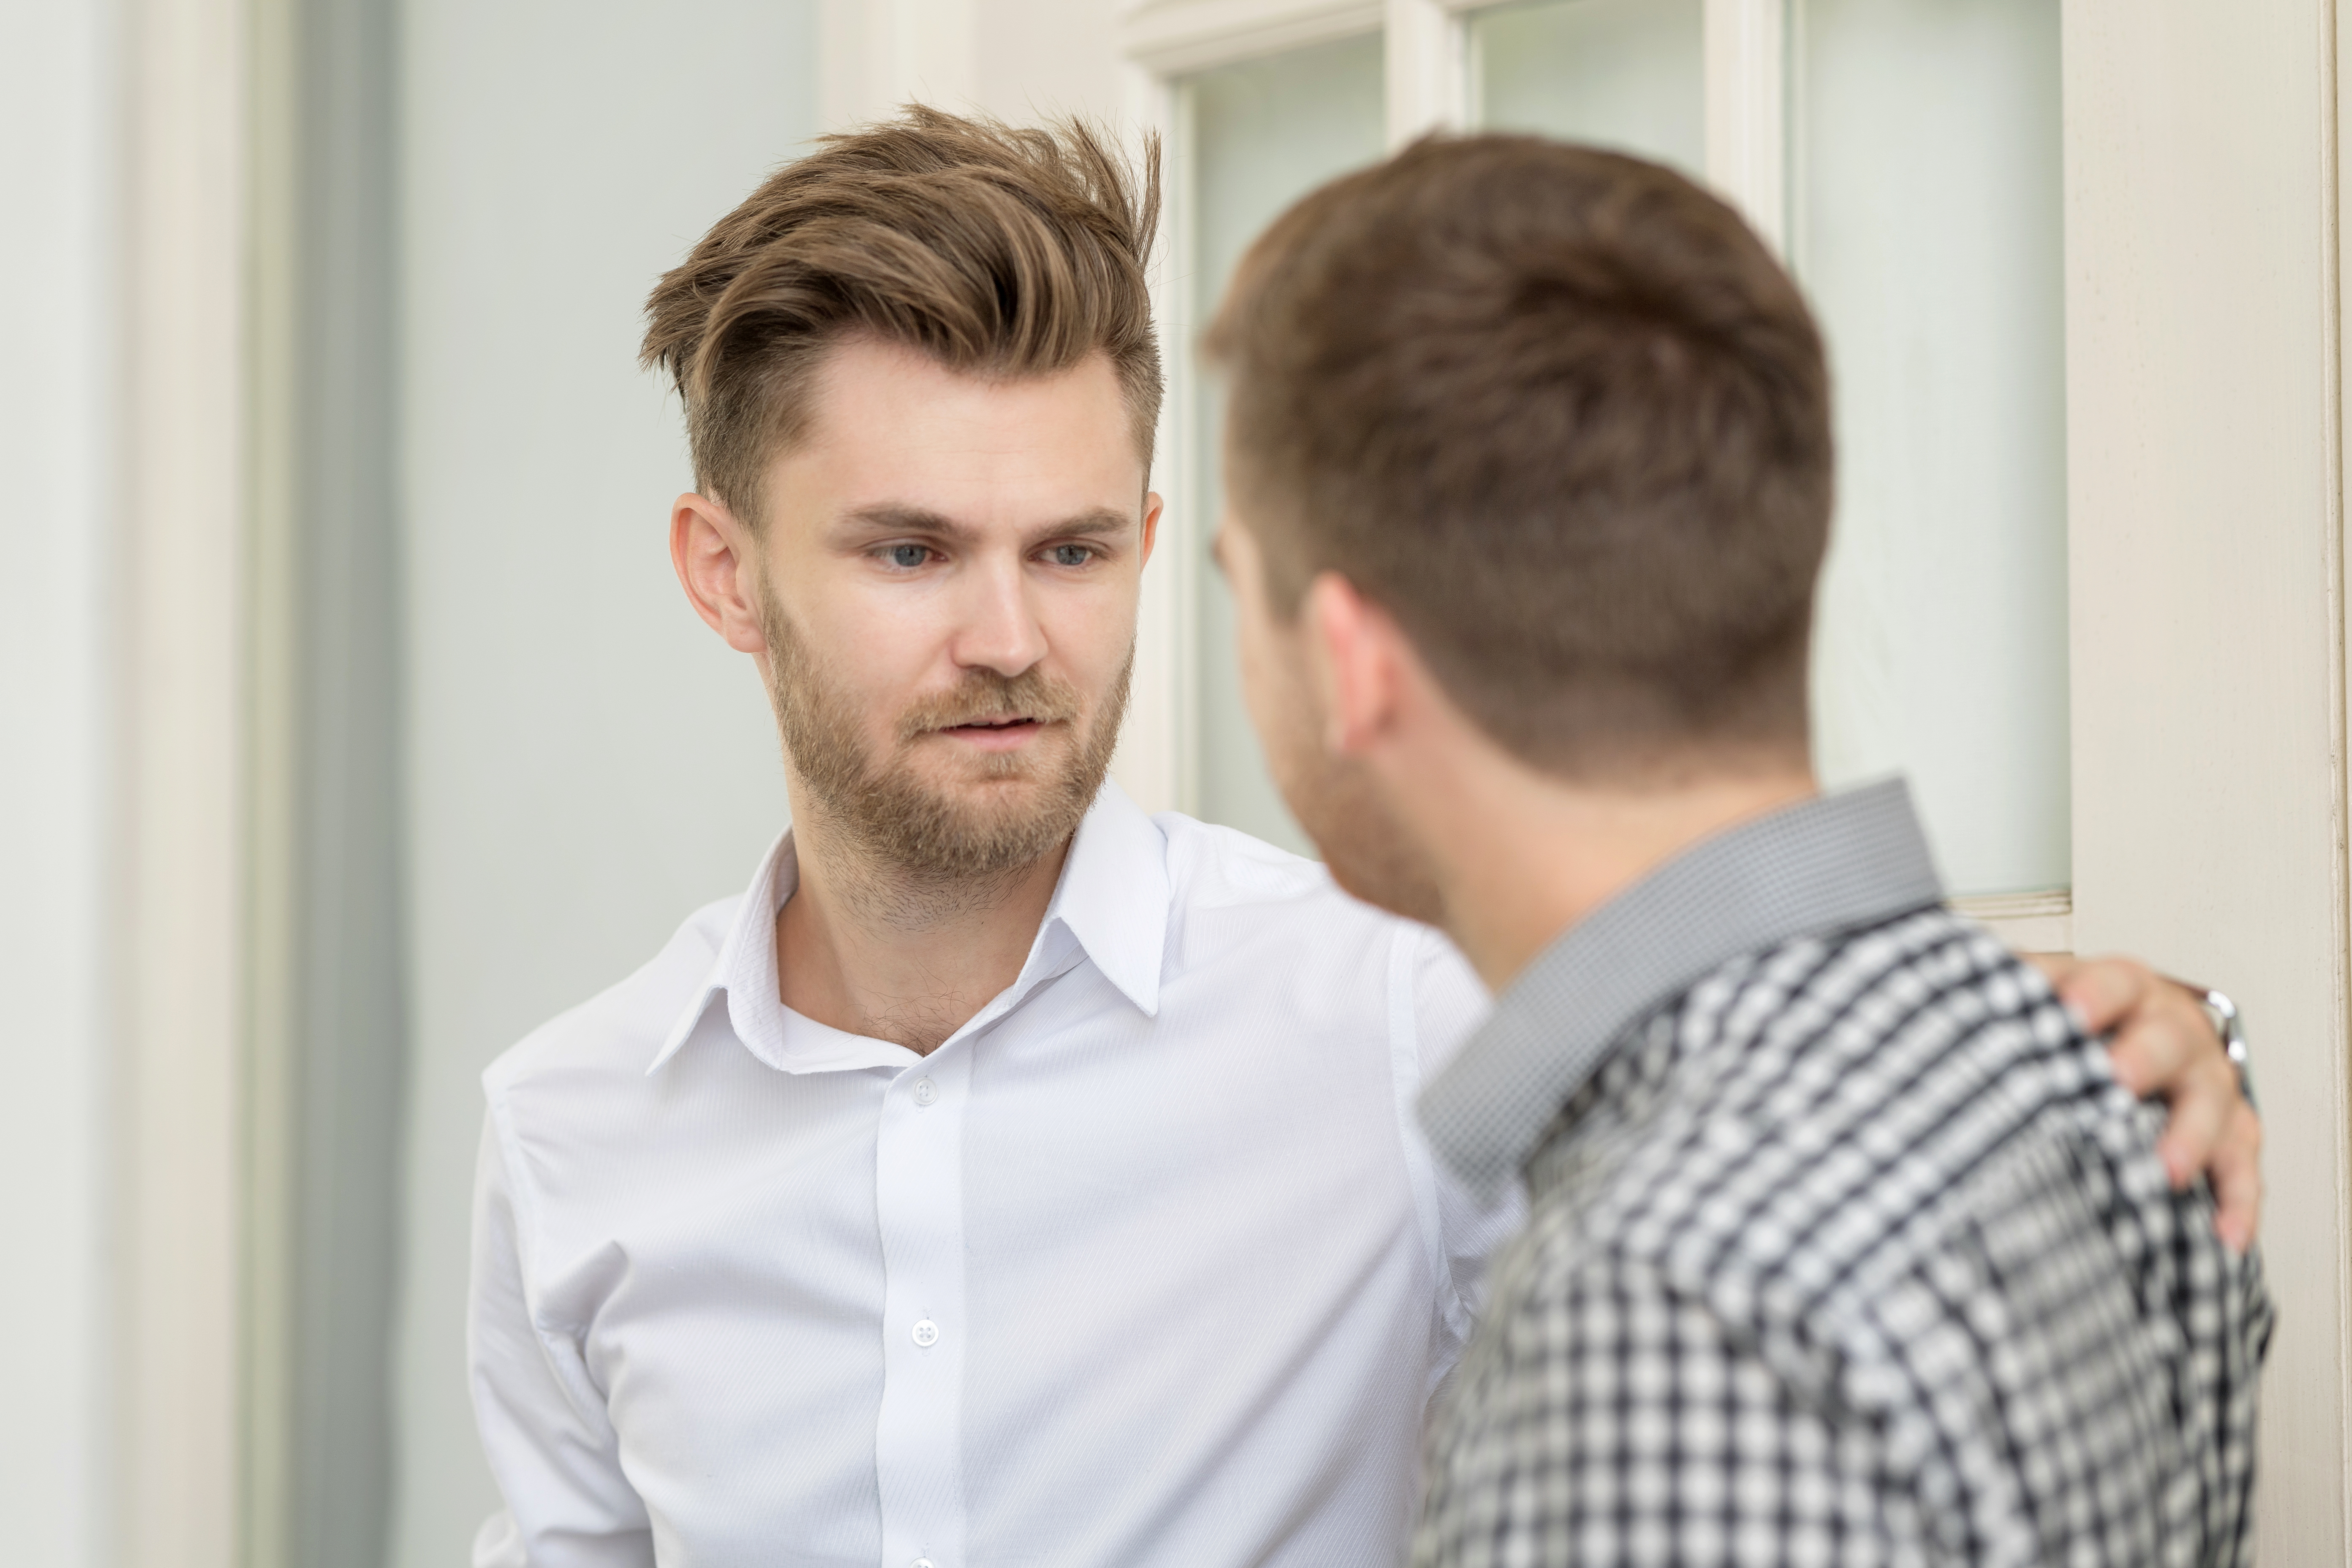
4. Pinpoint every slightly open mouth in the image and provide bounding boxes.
[931,715,1053,750]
